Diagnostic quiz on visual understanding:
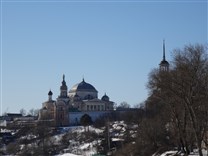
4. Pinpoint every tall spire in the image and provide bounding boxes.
[163,39,166,61]
[62,74,66,85]
[159,40,169,71]
[82,75,85,82]
[63,74,65,81]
